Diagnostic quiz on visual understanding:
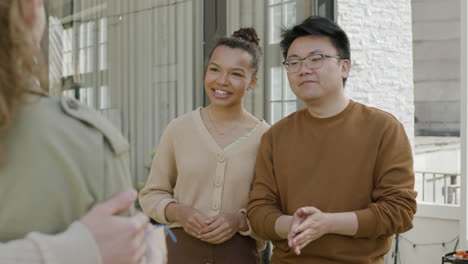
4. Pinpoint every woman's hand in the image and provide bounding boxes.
[198,212,247,244]
[165,203,208,238]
